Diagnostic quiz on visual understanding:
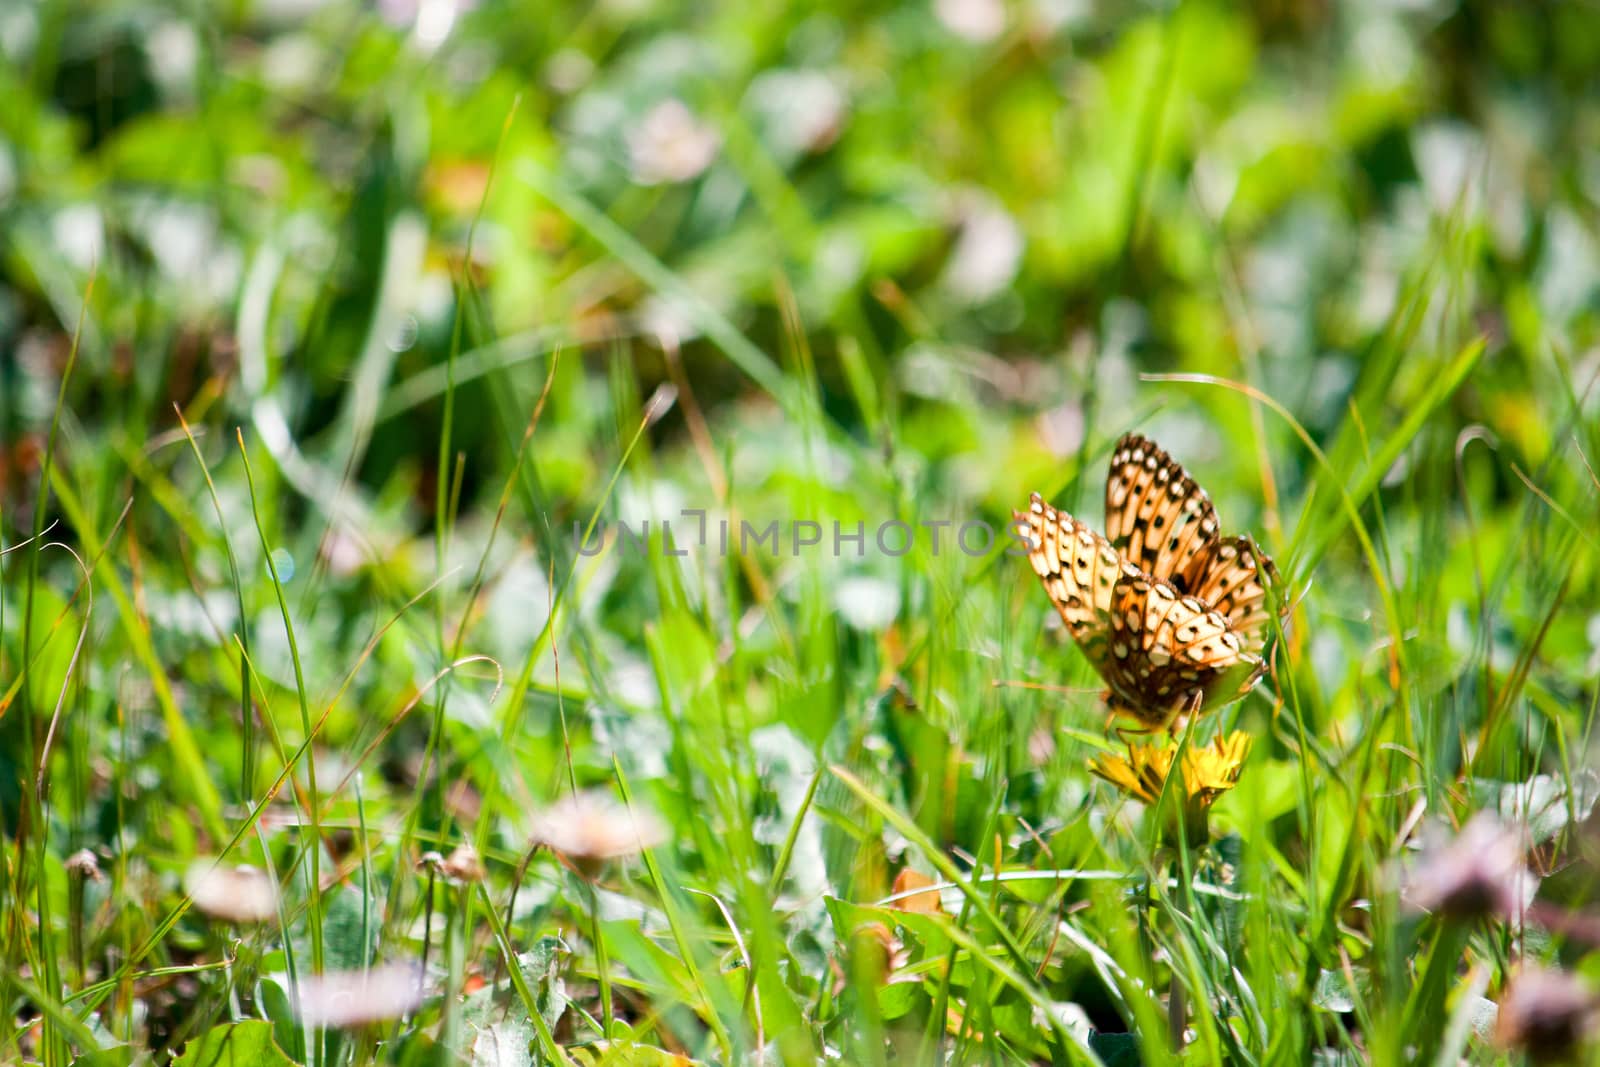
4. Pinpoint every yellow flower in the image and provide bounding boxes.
[1089,731,1251,843]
